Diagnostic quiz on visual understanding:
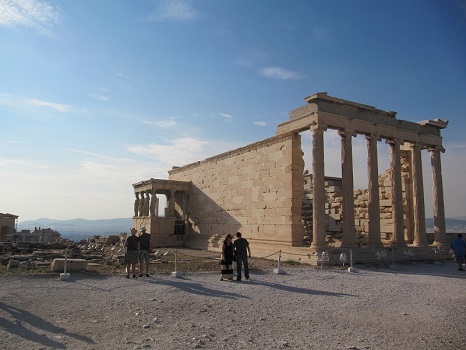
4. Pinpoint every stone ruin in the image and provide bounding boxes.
[131,92,449,265]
